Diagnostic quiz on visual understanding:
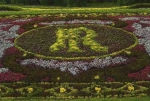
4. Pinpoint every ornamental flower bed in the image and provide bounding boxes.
[0,14,150,97]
